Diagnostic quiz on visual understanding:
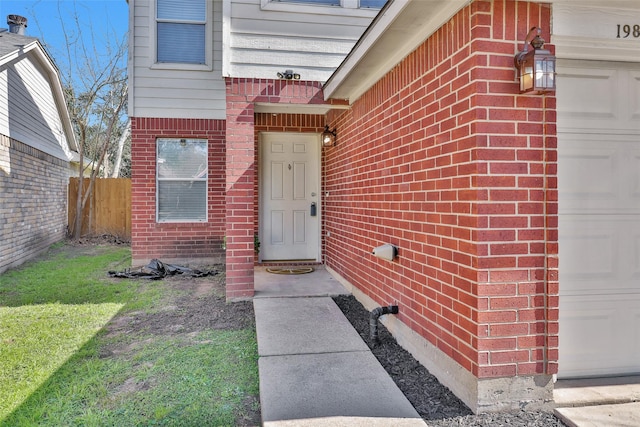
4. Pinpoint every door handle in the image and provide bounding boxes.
[310,202,317,217]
